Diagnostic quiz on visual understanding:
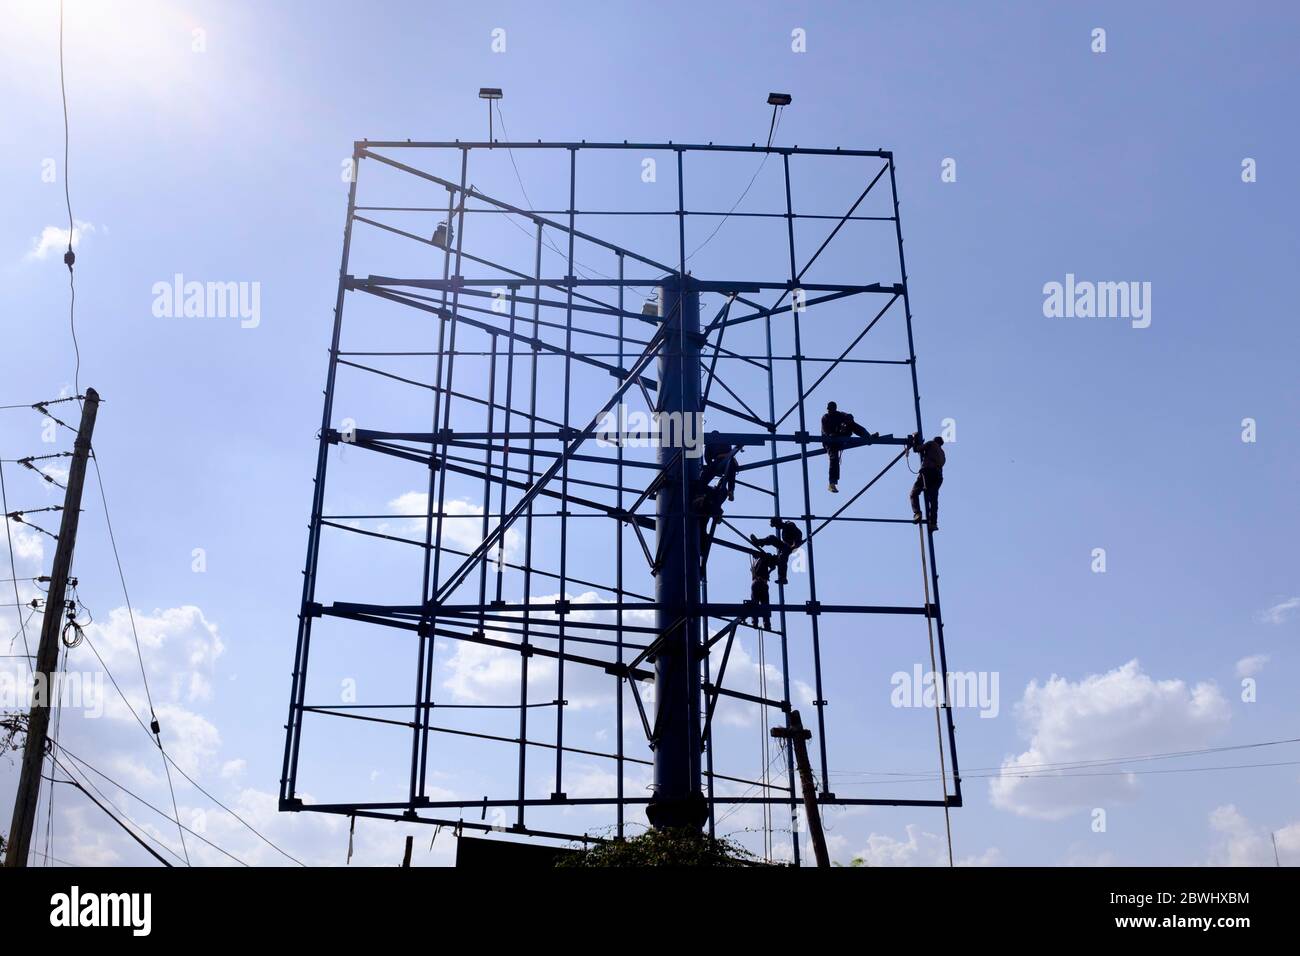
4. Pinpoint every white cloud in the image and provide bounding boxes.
[438,590,637,708]
[1235,654,1269,678]
[387,492,522,562]
[3,599,464,867]
[26,220,94,261]
[55,805,126,866]
[1061,844,1120,867]
[40,464,70,487]
[1259,597,1299,626]
[440,639,529,703]
[706,634,789,729]
[88,604,224,707]
[847,824,1002,867]
[990,660,1230,820]
[2,517,46,564]
[1208,804,1300,866]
